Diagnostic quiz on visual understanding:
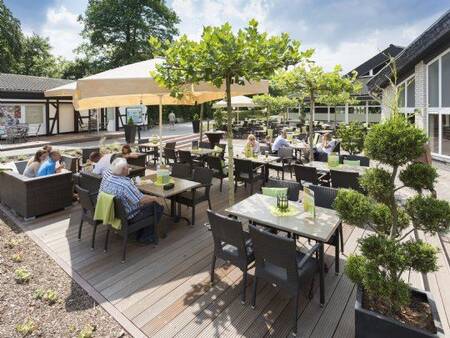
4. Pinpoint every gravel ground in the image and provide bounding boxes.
[0,215,130,338]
